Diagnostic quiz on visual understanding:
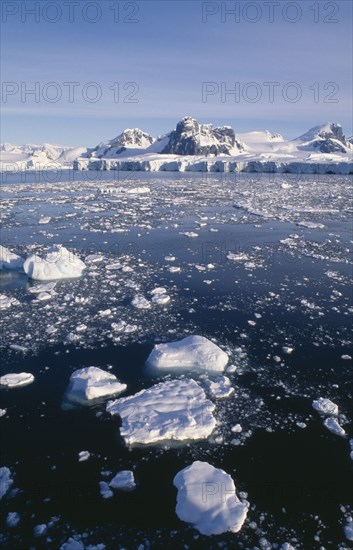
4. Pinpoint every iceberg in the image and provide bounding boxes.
[64,367,127,404]
[107,378,216,445]
[173,461,248,535]
[23,245,86,281]
[146,335,228,373]
[0,372,34,388]
[0,246,23,270]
